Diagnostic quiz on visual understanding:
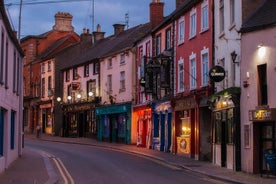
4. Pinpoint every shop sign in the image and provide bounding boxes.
[209,65,225,82]
[249,106,276,121]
